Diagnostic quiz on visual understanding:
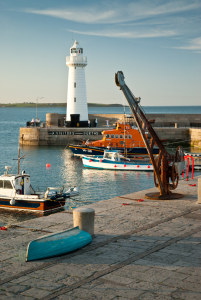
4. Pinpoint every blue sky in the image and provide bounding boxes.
[0,0,201,105]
